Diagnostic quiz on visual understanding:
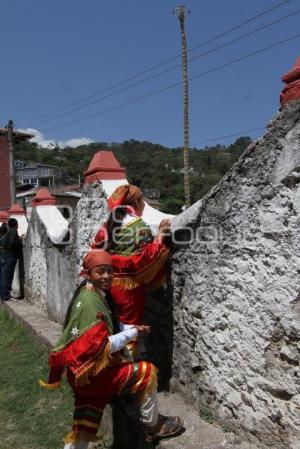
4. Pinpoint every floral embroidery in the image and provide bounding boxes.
[71,327,79,337]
